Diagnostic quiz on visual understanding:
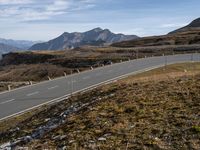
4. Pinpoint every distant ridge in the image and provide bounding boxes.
[29,28,138,50]
[169,18,200,34]
[112,17,200,47]
[0,38,40,50]
[0,43,20,54]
